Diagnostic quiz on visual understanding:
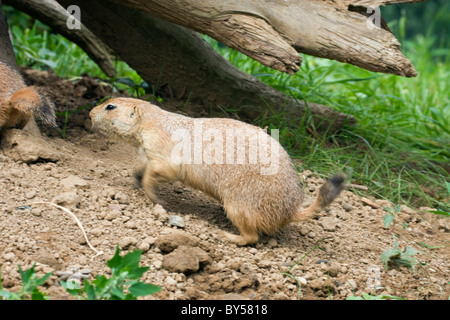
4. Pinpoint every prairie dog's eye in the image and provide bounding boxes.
[105,104,116,111]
